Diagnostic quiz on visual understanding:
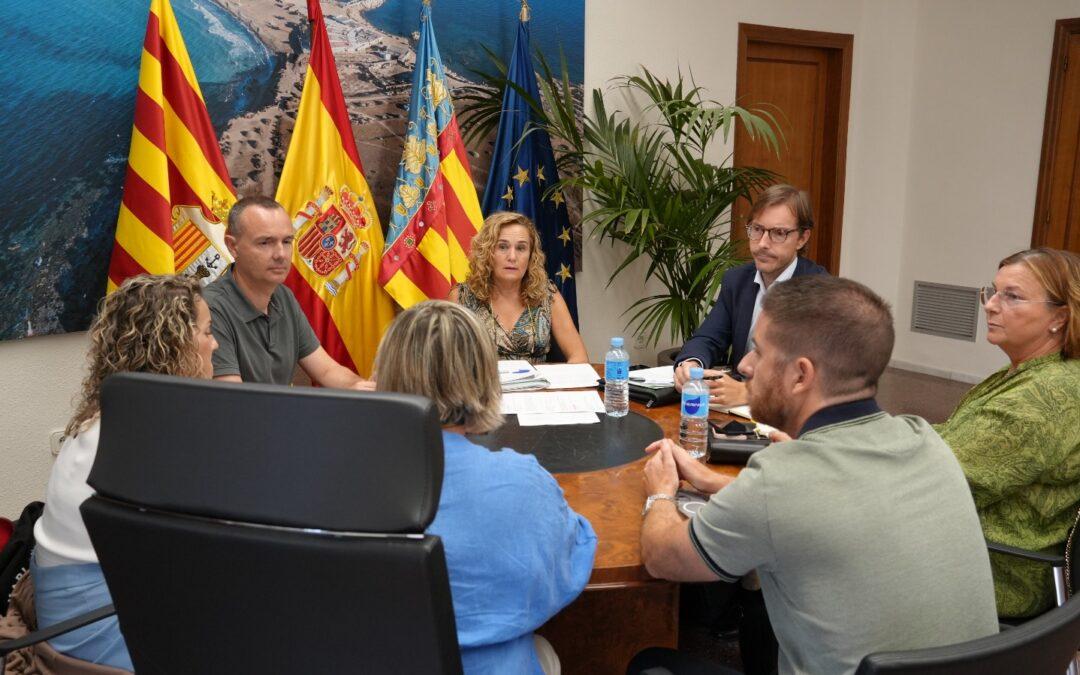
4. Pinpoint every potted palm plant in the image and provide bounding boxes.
[459,61,781,349]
